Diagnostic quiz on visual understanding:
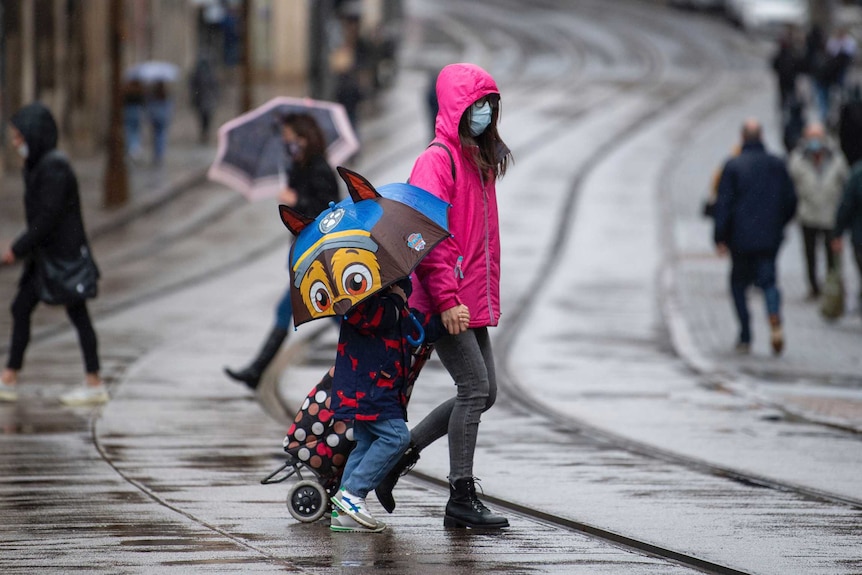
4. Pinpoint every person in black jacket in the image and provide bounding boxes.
[832,160,862,312]
[713,118,798,356]
[224,113,339,389]
[1,103,106,405]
